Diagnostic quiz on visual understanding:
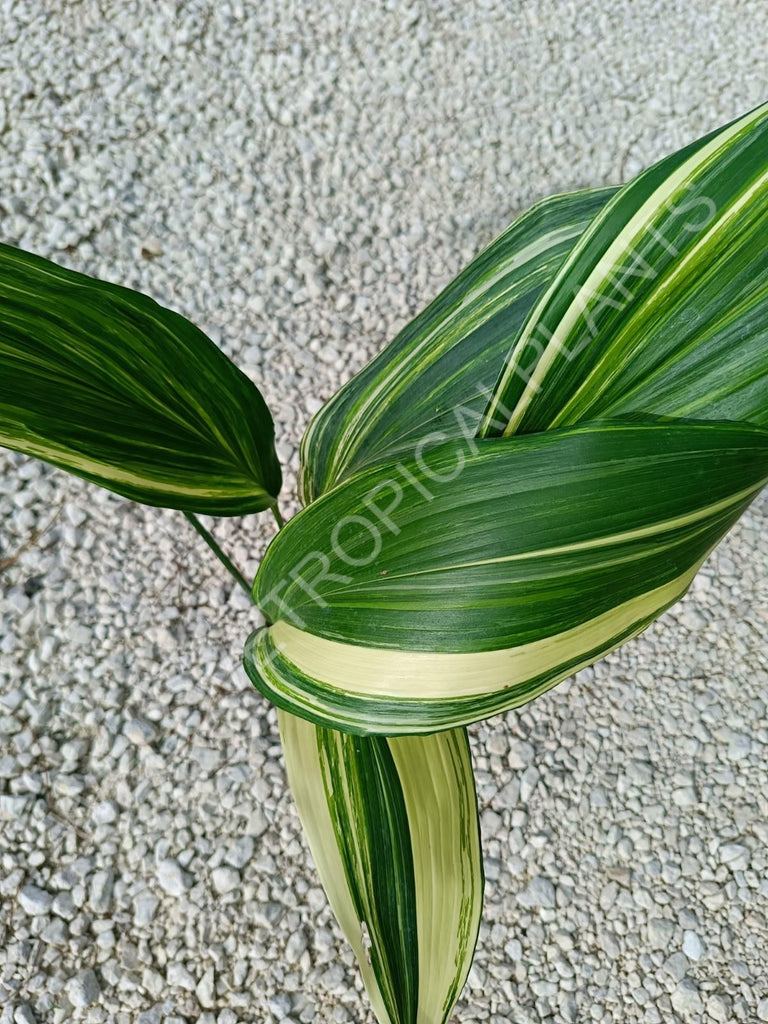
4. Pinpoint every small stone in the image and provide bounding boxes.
[625,759,653,786]
[142,967,164,998]
[89,869,114,914]
[719,843,750,870]
[253,901,284,927]
[167,962,197,991]
[647,917,674,949]
[64,502,87,527]
[14,1006,36,1024]
[517,876,555,909]
[560,995,578,1024]
[123,718,156,745]
[91,800,119,825]
[225,836,255,869]
[487,733,508,756]
[196,966,215,1009]
[0,794,29,819]
[268,995,292,1020]
[672,786,698,807]
[508,741,535,769]
[211,866,240,894]
[670,979,702,1015]
[286,930,308,964]
[663,952,689,982]
[52,891,75,919]
[66,968,101,1008]
[494,781,519,809]
[134,893,159,925]
[682,930,703,961]
[727,732,751,760]
[504,938,522,961]
[519,765,540,802]
[137,1010,162,1024]
[758,997,768,1022]
[18,884,53,916]
[706,994,732,1022]
[156,859,191,896]
[41,919,69,945]
[191,746,222,772]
